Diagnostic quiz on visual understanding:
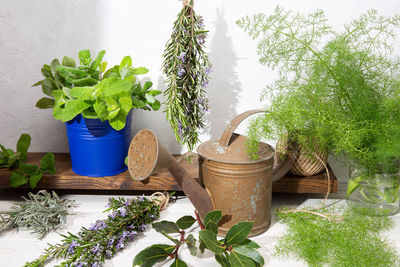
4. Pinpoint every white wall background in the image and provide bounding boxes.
[1,0,399,181]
